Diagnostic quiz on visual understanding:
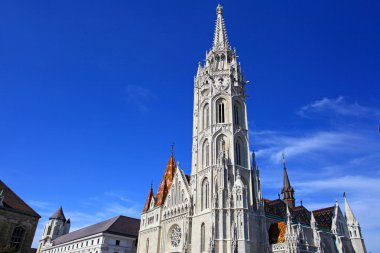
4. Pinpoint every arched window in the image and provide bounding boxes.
[201,223,205,252]
[203,141,209,168]
[234,103,240,125]
[235,141,242,166]
[201,178,209,210]
[10,226,25,250]
[146,238,149,253]
[216,99,226,123]
[203,104,210,130]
